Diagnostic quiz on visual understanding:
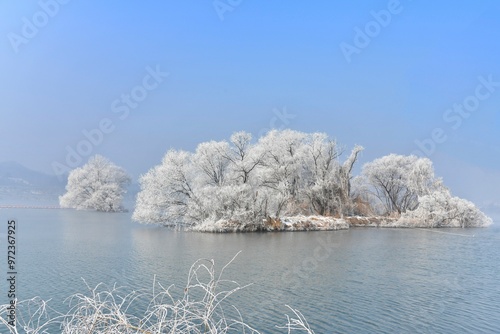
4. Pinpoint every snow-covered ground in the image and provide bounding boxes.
[191,216,350,232]
[191,214,492,233]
